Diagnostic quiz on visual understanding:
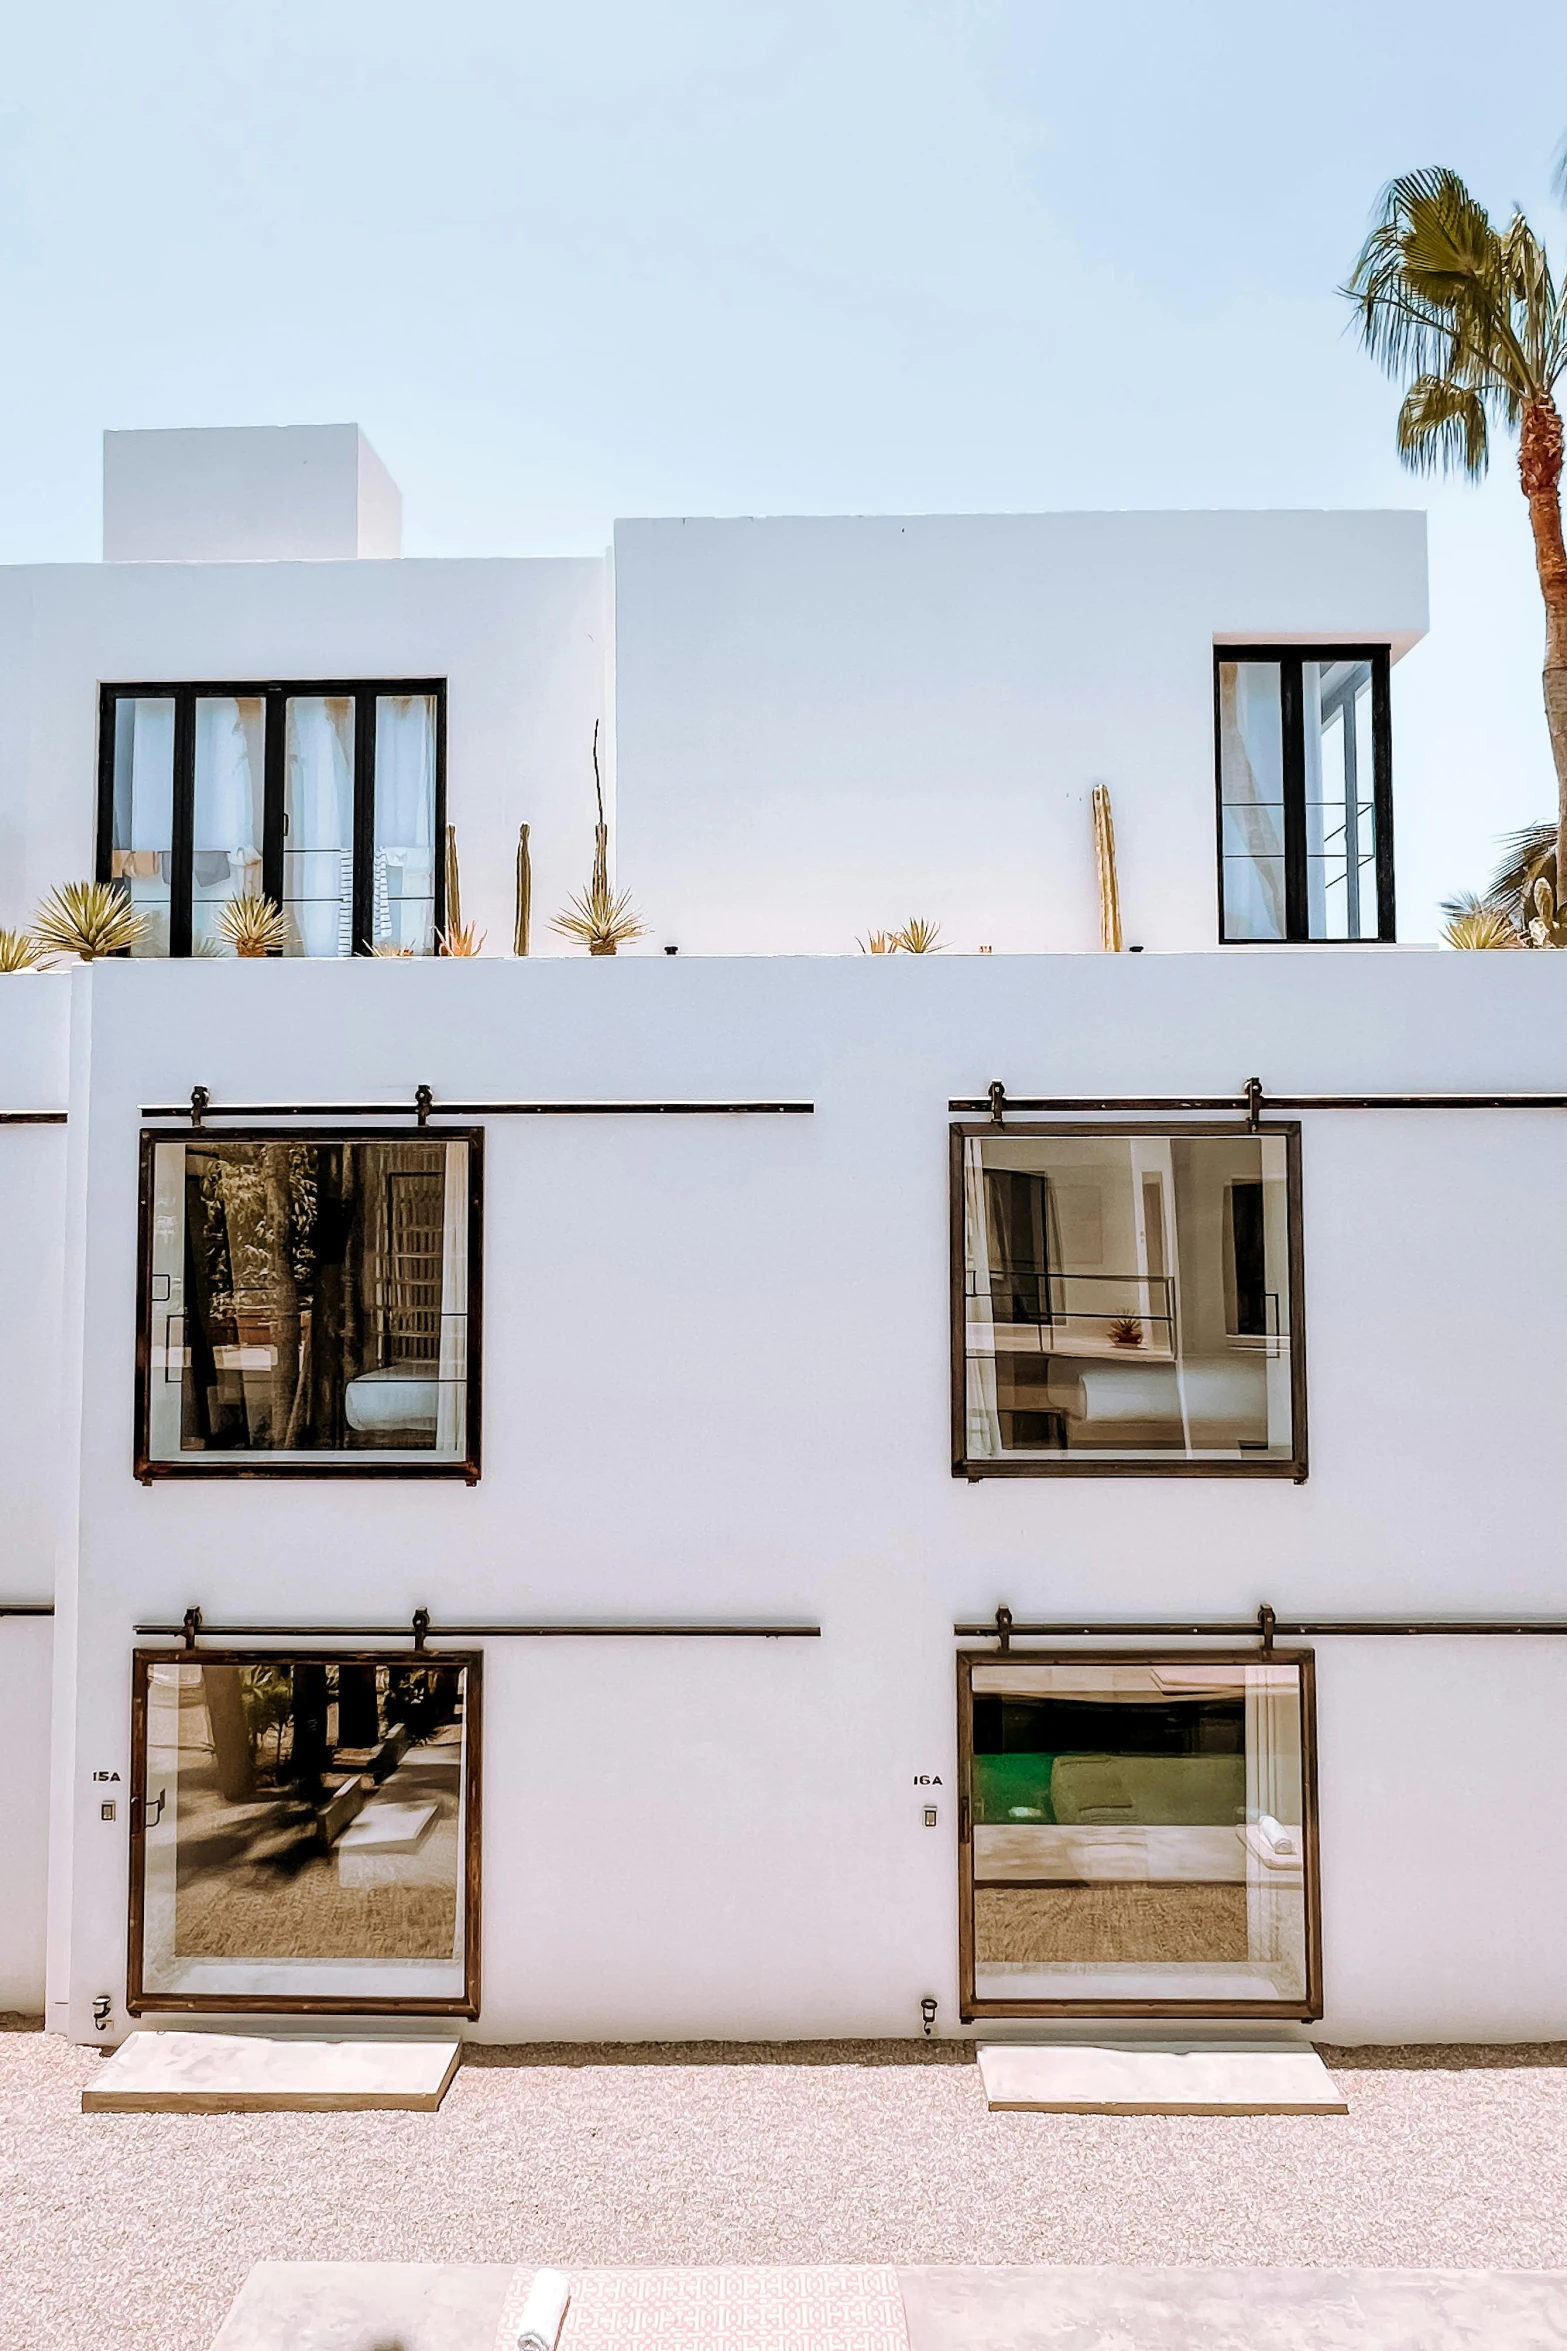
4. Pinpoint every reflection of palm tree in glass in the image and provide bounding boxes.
[261,1145,301,1445]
